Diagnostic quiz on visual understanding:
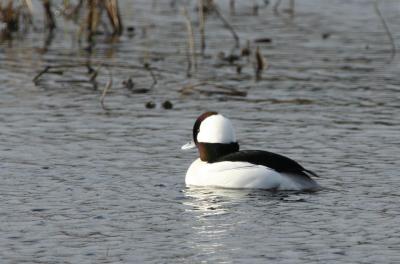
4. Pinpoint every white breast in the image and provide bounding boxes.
[185,158,307,190]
